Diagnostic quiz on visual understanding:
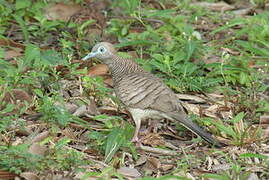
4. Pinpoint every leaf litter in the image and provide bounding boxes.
[1,0,269,179]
